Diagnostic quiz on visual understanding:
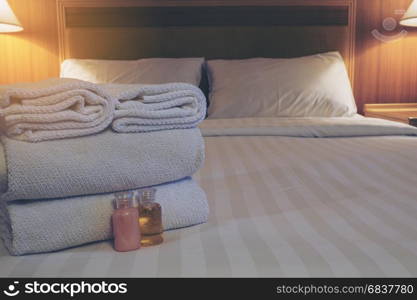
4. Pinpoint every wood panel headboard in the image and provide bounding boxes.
[57,0,357,80]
